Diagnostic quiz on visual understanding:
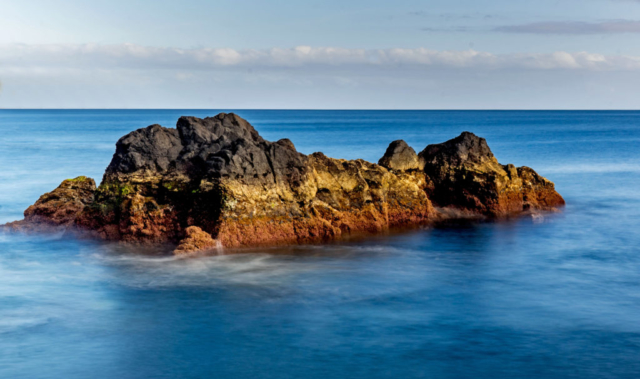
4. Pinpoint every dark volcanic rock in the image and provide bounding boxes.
[106,125,182,175]
[105,113,308,186]
[378,140,421,171]
[419,132,494,169]
[4,115,564,253]
[419,132,565,216]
